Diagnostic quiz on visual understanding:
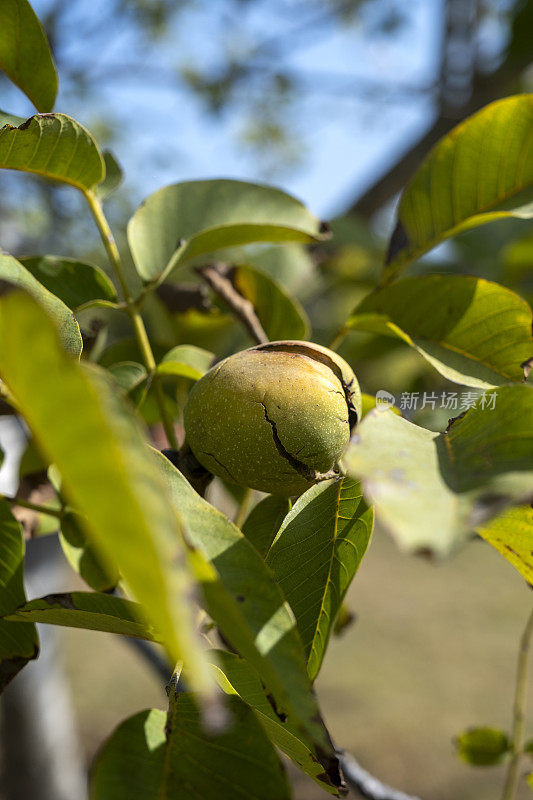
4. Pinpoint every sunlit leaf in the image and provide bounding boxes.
[348,275,533,388]
[156,344,214,381]
[20,255,117,310]
[267,478,373,679]
[212,649,343,795]
[155,451,343,784]
[342,385,533,556]
[386,95,533,279]
[0,113,105,190]
[128,179,325,282]
[0,291,212,695]
[0,253,82,356]
[0,498,39,689]
[477,505,533,584]
[90,693,291,800]
[0,0,57,111]
[5,591,158,641]
[241,495,290,558]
